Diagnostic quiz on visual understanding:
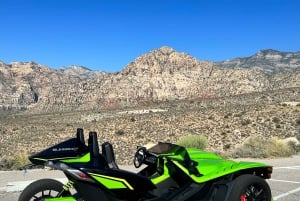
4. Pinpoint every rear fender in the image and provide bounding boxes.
[234,166,273,179]
[207,167,272,201]
[172,159,273,183]
[207,179,234,201]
